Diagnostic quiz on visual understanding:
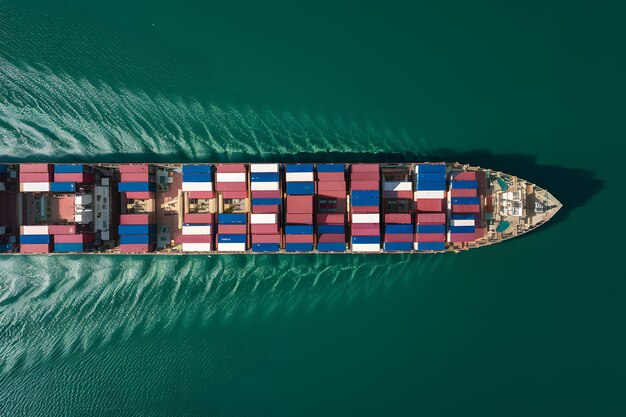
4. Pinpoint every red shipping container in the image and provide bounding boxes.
[384,213,411,224]
[450,188,477,197]
[383,191,413,199]
[351,224,380,236]
[218,224,247,234]
[317,181,346,192]
[121,172,151,182]
[415,233,446,242]
[251,234,281,244]
[216,164,246,173]
[188,191,215,199]
[317,172,344,181]
[126,191,154,200]
[120,243,154,253]
[176,235,212,244]
[384,233,413,242]
[55,233,95,243]
[286,234,313,243]
[48,224,77,234]
[20,163,52,173]
[417,213,446,224]
[20,172,53,182]
[251,190,281,198]
[120,213,151,224]
[286,213,313,224]
[287,195,313,213]
[318,234,345,243]
[184,212,213,224]
[453,171,477,181]
[448,233,476,242]
[222,191,249,199]
[452,204,480,213]
[350,172,380,181]
[54,172,94,183]
[20,243,52,253]
[252,205,280,213]
[119,164,150,173]
[316,213,344,224]
[318,190,347,199]
[416,199,444,212]
[351,164,379,173]
[216,182,246,192]
[351,180,379,191]
[251,224,279,234]
[351,205,379,213]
